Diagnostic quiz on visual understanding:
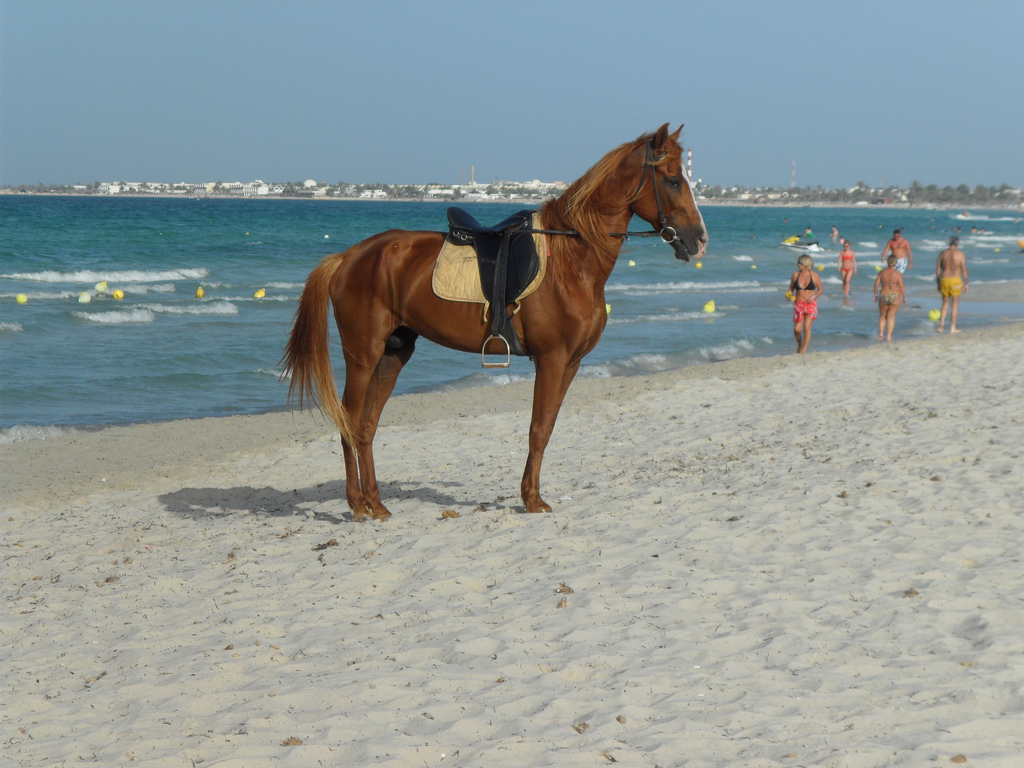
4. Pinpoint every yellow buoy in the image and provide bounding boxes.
[94,281,108,293]
[875,265,883,271]
[605,303,611,315]
[994,248,1000,253]
[195,286,205,299]
[16,293,28,304]
[928,309,941,321]
[254,288,266,299]
[815,264,825,272]
[751,264,758,269]
[628,260,635,266]
[703,300,715,313]
[78,292,91,303]
[694,261,702,269]
[112,289,124,300]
